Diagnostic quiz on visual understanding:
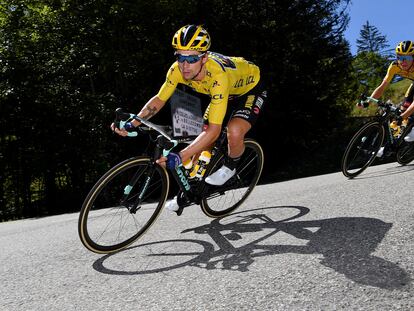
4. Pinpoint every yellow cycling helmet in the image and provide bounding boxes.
[172,25,211,52]
[395,41,414,55]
